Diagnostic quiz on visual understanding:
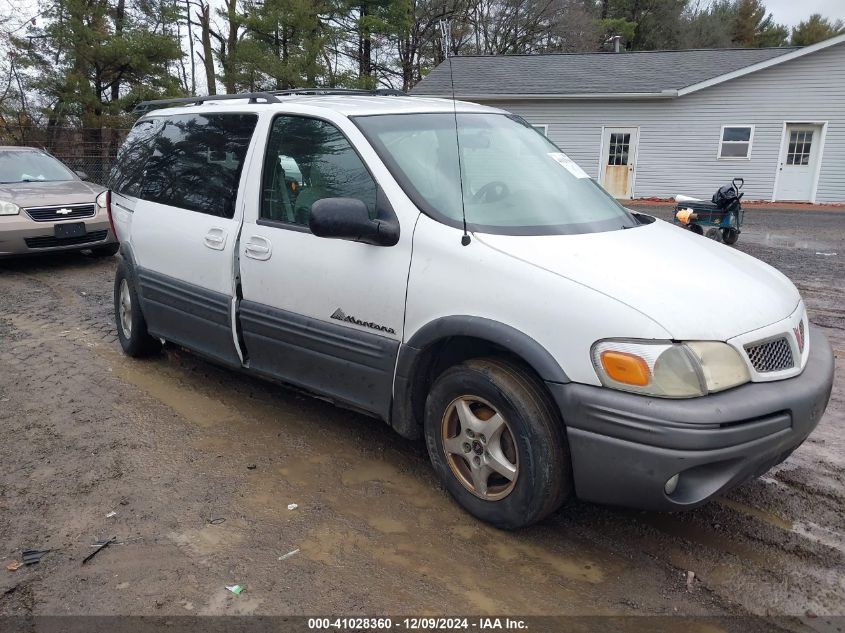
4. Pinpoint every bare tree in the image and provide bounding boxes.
[196,1,218,94]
